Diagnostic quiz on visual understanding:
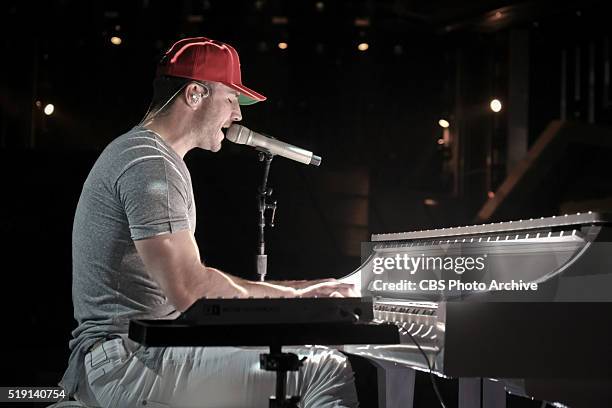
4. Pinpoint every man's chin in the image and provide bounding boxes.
[198,139,222,152]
